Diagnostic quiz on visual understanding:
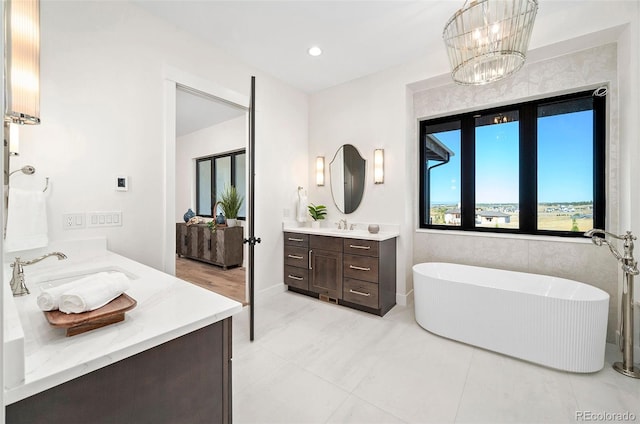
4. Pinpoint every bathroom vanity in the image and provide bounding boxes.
[283,227,397,316]
[3,238,242,423]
